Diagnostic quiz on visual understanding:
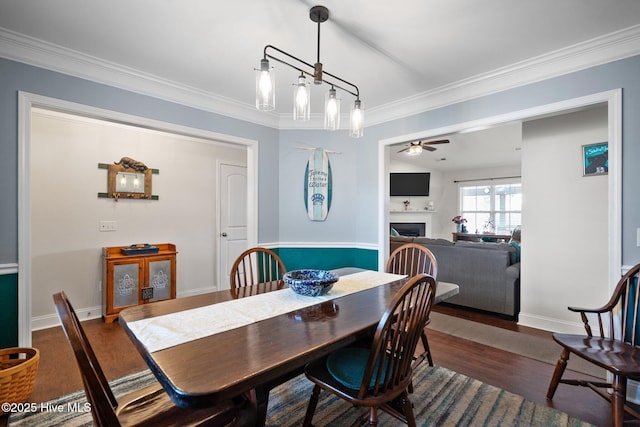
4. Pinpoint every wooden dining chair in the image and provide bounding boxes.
[302,273,437,427]
[546,263,640,427]
[230,247,286,295]
[229,247,287,423]
[53,291,248,427]
[386,243,438,368]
